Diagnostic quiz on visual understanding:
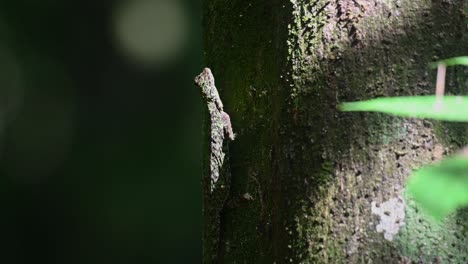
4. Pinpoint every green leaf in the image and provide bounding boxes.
[339,96,468,121]
[406,156,468,220]
[430,56,468,68]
